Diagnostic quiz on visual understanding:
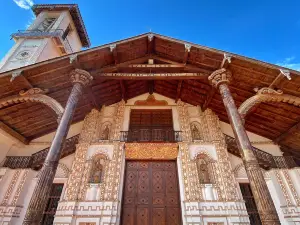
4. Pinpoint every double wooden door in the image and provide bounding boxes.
[121,161,182,225]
